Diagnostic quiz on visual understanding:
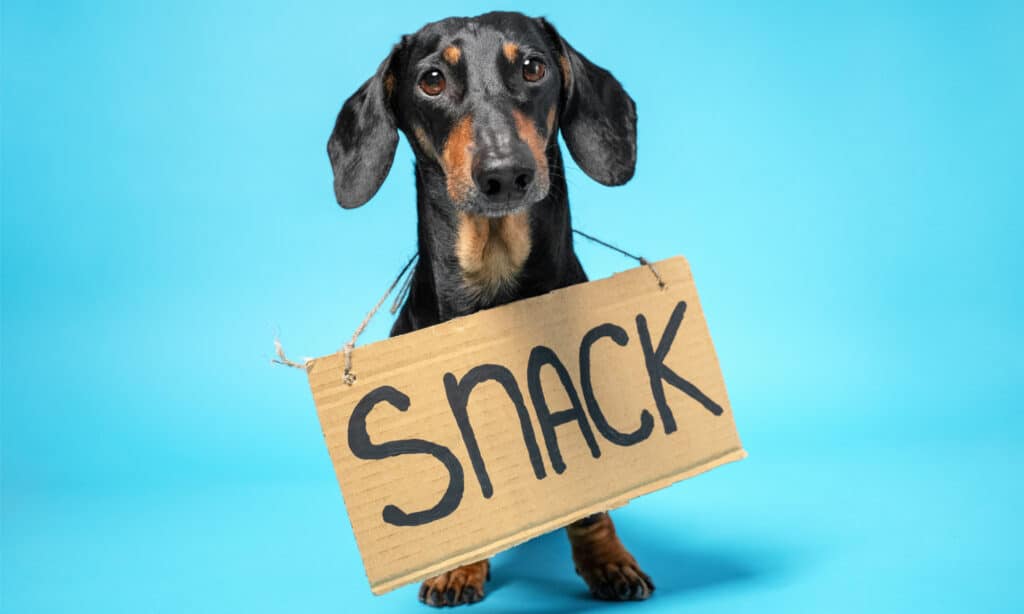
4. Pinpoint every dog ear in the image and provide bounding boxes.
[327,43,402,208]
[537,18,637,186]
